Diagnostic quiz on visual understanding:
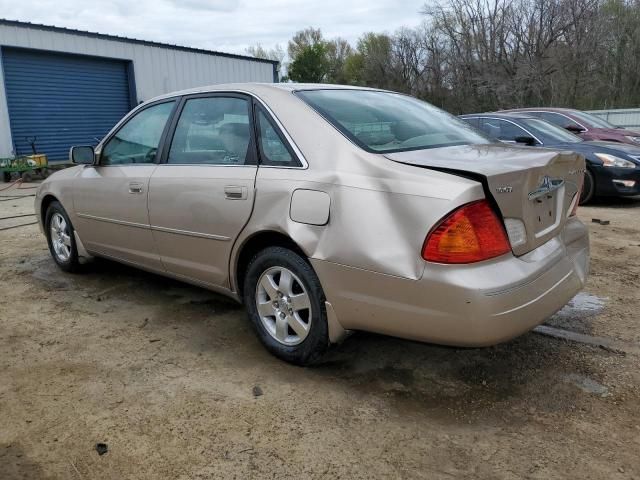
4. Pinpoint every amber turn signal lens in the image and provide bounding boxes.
[423,200,511,264]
